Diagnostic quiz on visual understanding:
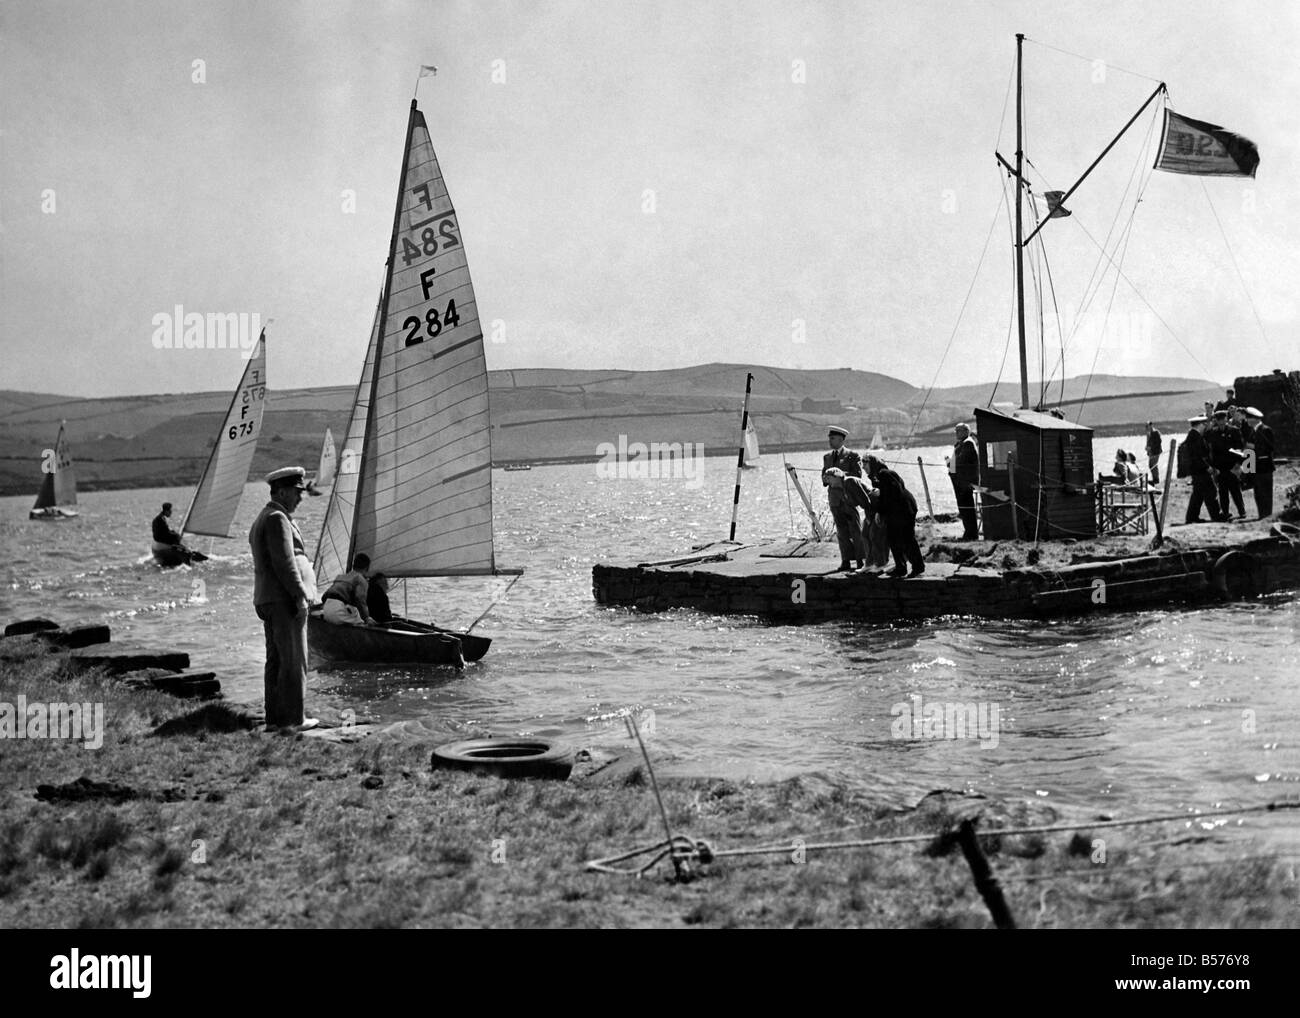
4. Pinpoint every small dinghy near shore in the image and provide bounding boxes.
[29,422,78,520]
[307,613,490,668]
